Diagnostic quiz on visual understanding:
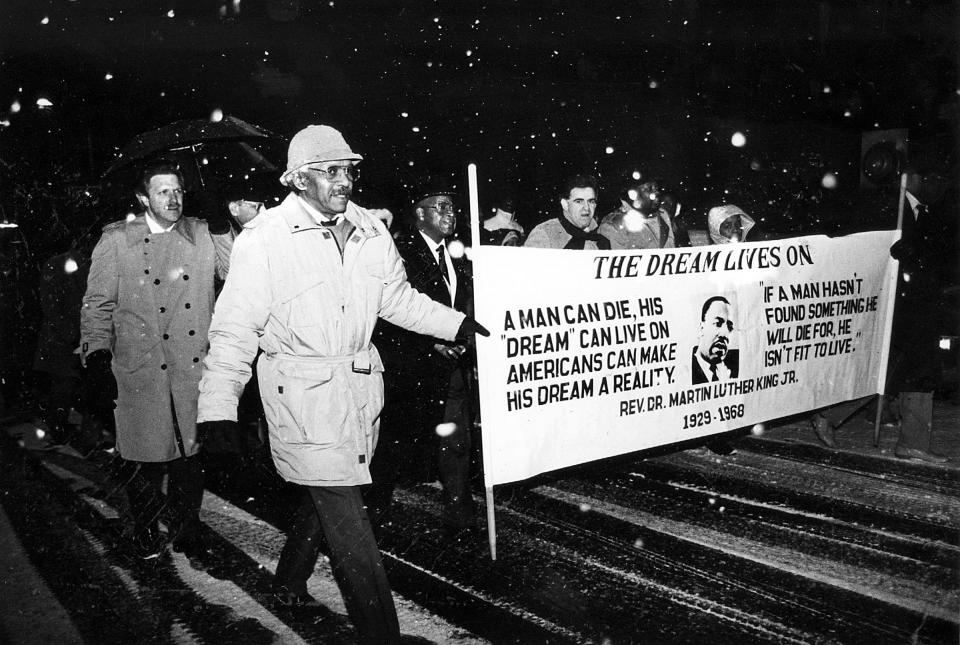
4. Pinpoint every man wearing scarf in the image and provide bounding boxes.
[524,174,610,250]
